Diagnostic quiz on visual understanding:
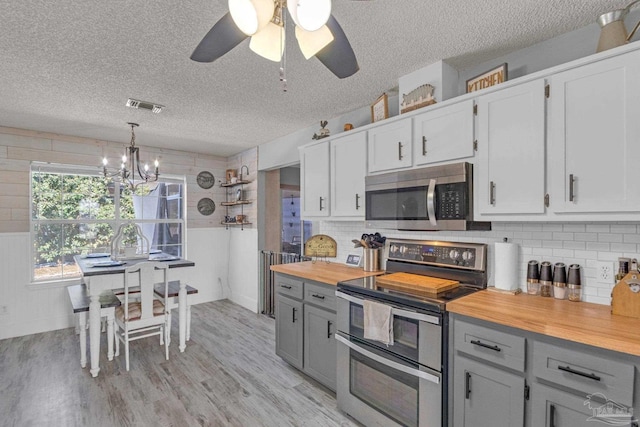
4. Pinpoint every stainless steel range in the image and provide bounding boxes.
[335,238,488,427]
